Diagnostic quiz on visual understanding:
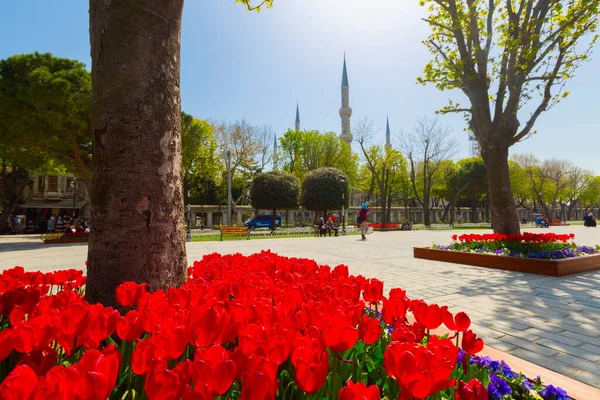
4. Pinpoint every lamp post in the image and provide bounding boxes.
[222,148,232,227]
[71,179,76,218]
[186,169,192,241]
[340,178,346,235]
